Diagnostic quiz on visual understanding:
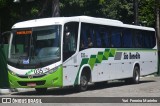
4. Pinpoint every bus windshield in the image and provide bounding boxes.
[8,25,61,69]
